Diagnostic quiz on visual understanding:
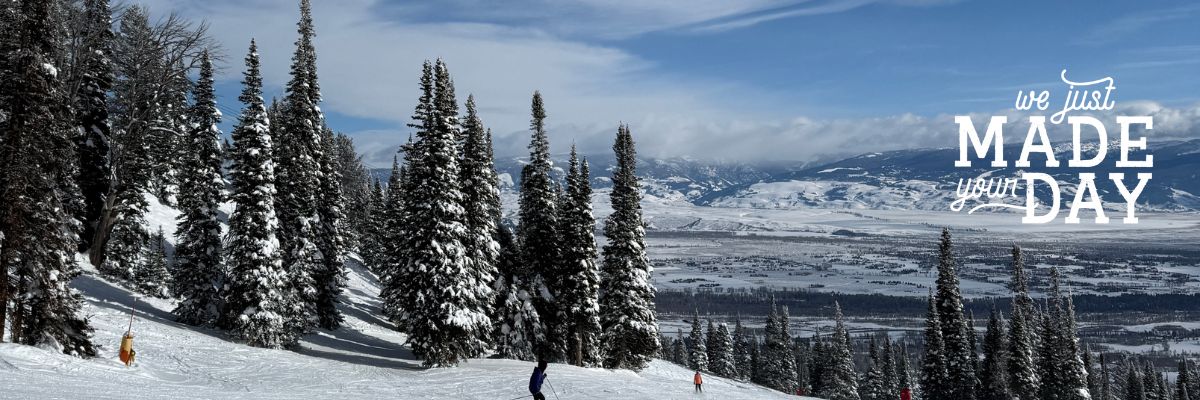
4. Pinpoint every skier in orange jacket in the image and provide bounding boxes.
[694,371,703,393]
